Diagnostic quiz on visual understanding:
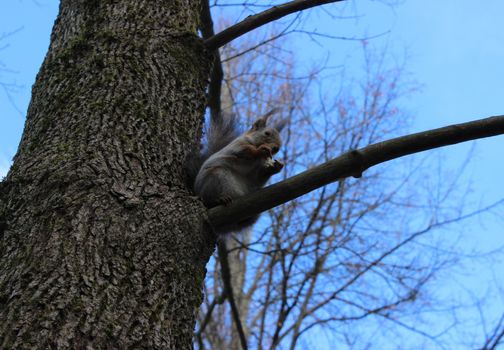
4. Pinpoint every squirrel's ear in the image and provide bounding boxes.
[273,118,288,132]
[251,117,267,131]
[262,108,279,121]
[250,108,279,131]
